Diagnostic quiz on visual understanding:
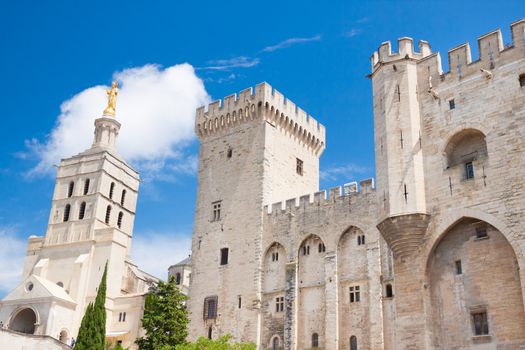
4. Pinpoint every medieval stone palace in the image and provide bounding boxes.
[187,19,525,349]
